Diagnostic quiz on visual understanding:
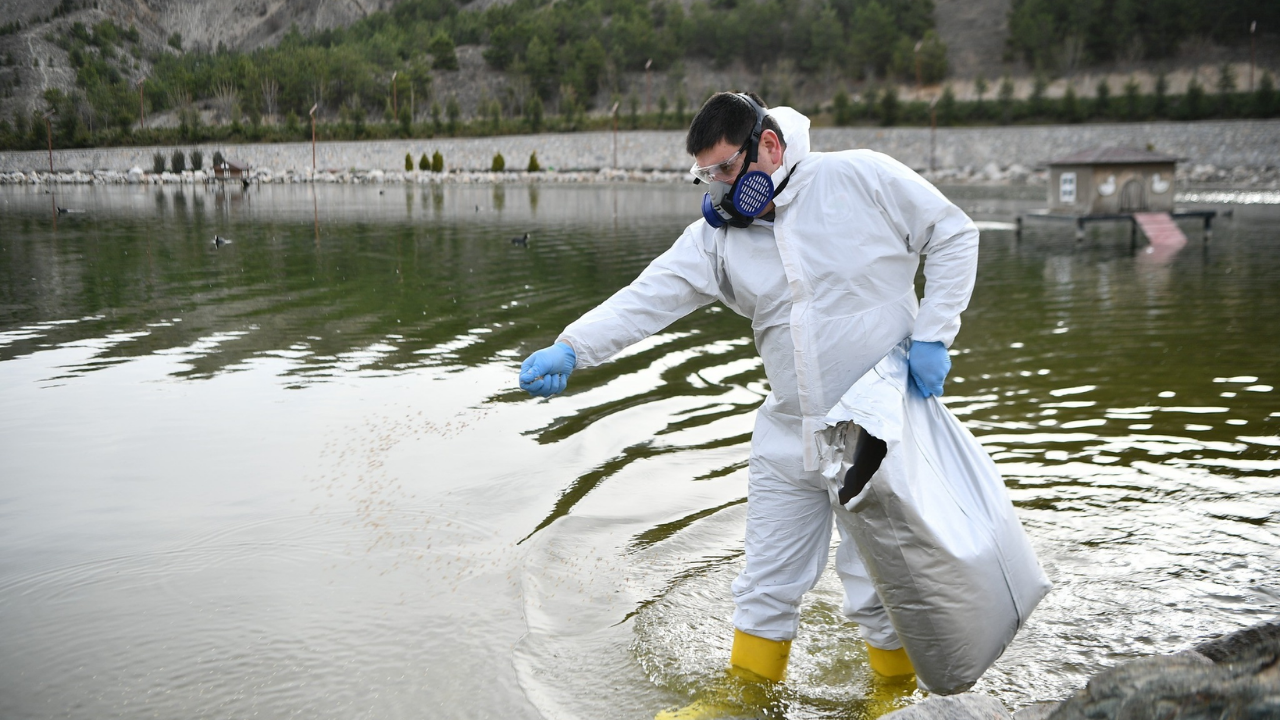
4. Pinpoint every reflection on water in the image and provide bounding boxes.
[0,183,1277,720]
[1177,190,1280,205]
